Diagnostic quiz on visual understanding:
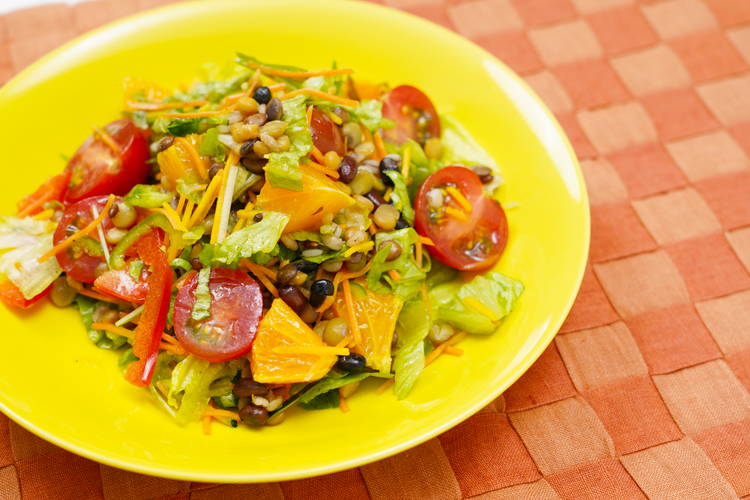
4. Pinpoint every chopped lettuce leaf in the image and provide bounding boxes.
[232,167,261,202]
[180,65,251,104]
[123,184,175,208]
[168,354,240,424]
[211,212,289,266]
[297,369,373,406]
[176,170,205,204]
[303,76,335,93]
[0,233,62,299]
[393,299,431,399]
[299,390,340,411]
[197,127,224,158]
[287,230,322,244]
[367,228,426,302]
[191,266,212,321]
[383,171,414,226]
[401,139,441,199]
[264,94,313,191]
[117,348,139,369]
[235,52,305,72]
[317,99,393,132]
[265,152,303,192]
[73,296,128,350]
[0,216,48,249]
[425,261,458,289]
[435,272,523,334]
